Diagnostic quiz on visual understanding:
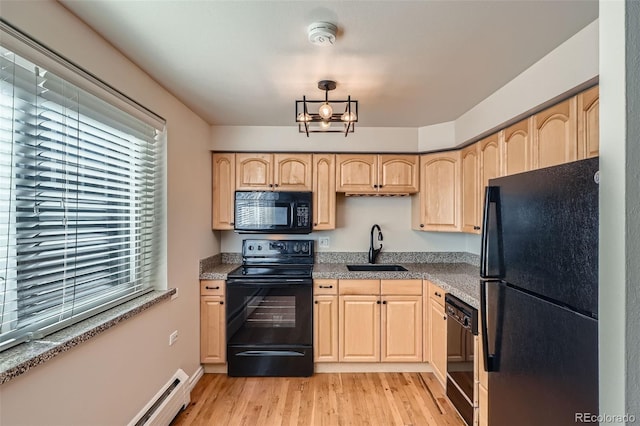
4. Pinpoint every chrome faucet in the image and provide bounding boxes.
[368,224,383,264]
